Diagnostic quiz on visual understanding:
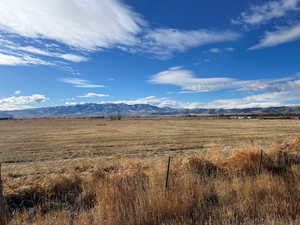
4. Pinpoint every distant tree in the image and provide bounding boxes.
[109,114,122,120]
